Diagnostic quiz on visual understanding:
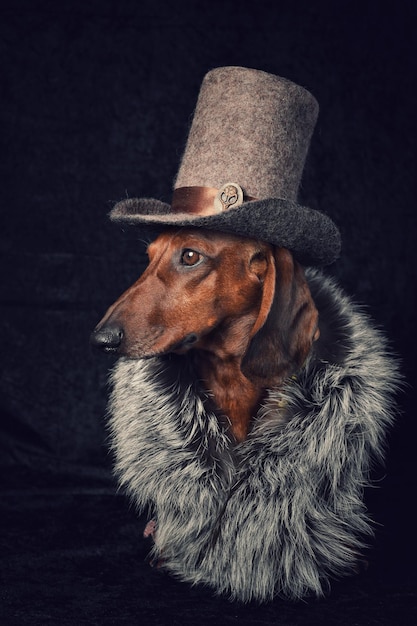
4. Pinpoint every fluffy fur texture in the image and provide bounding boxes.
[107,269,398,603]
[110,67,341,266]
